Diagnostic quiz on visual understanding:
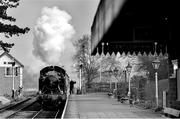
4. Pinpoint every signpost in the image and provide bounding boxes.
[8,61,15,98]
